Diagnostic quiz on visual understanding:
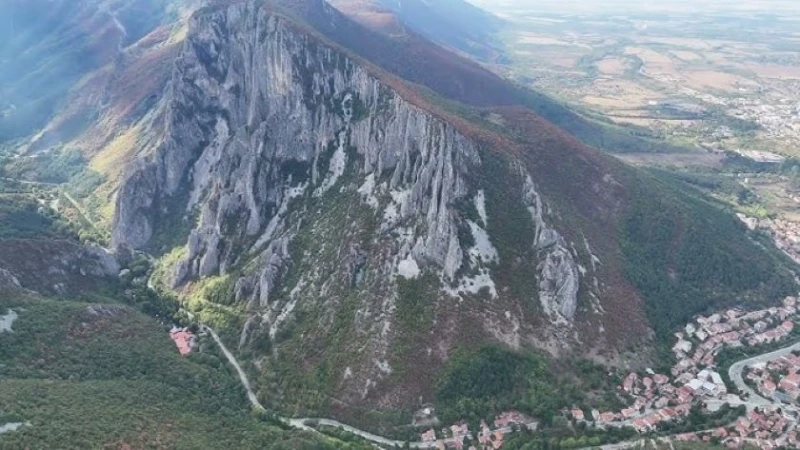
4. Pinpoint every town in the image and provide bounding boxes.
[568,296,800,448]
[411,296,800,449]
